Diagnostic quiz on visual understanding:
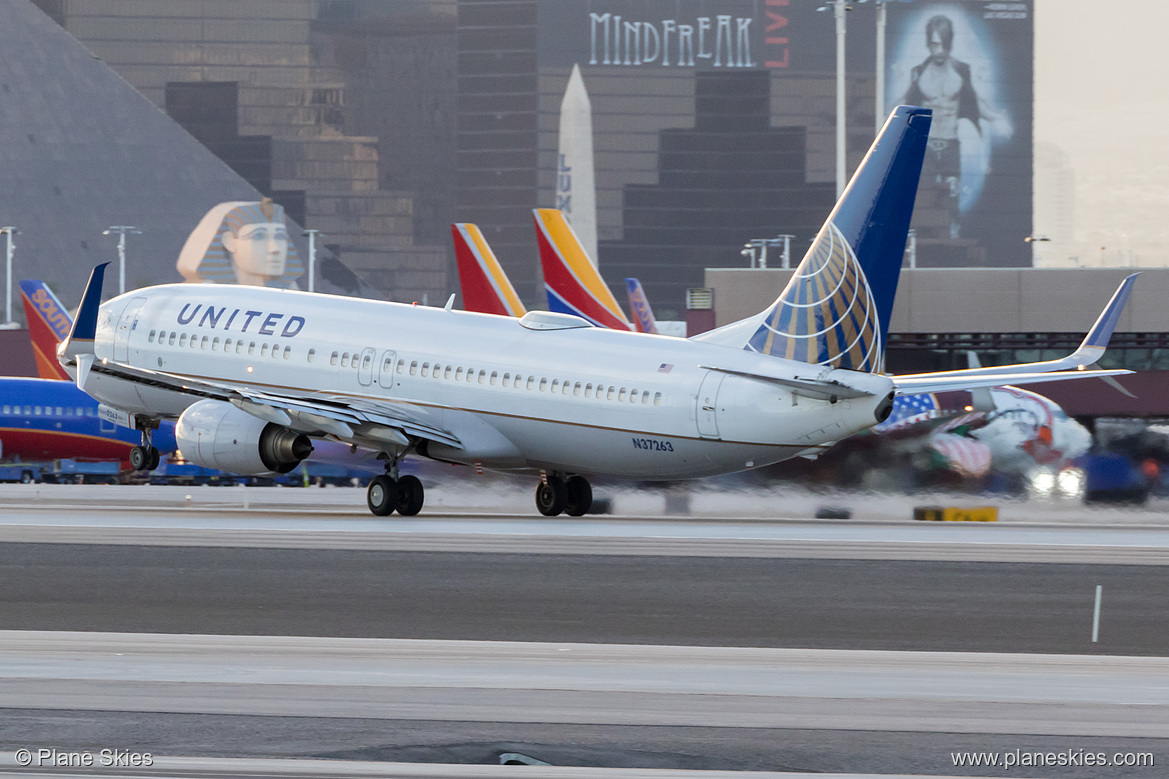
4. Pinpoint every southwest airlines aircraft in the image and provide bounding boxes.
[0,280,177,465]
[58,107,1129,516]
[454,209,656,333]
